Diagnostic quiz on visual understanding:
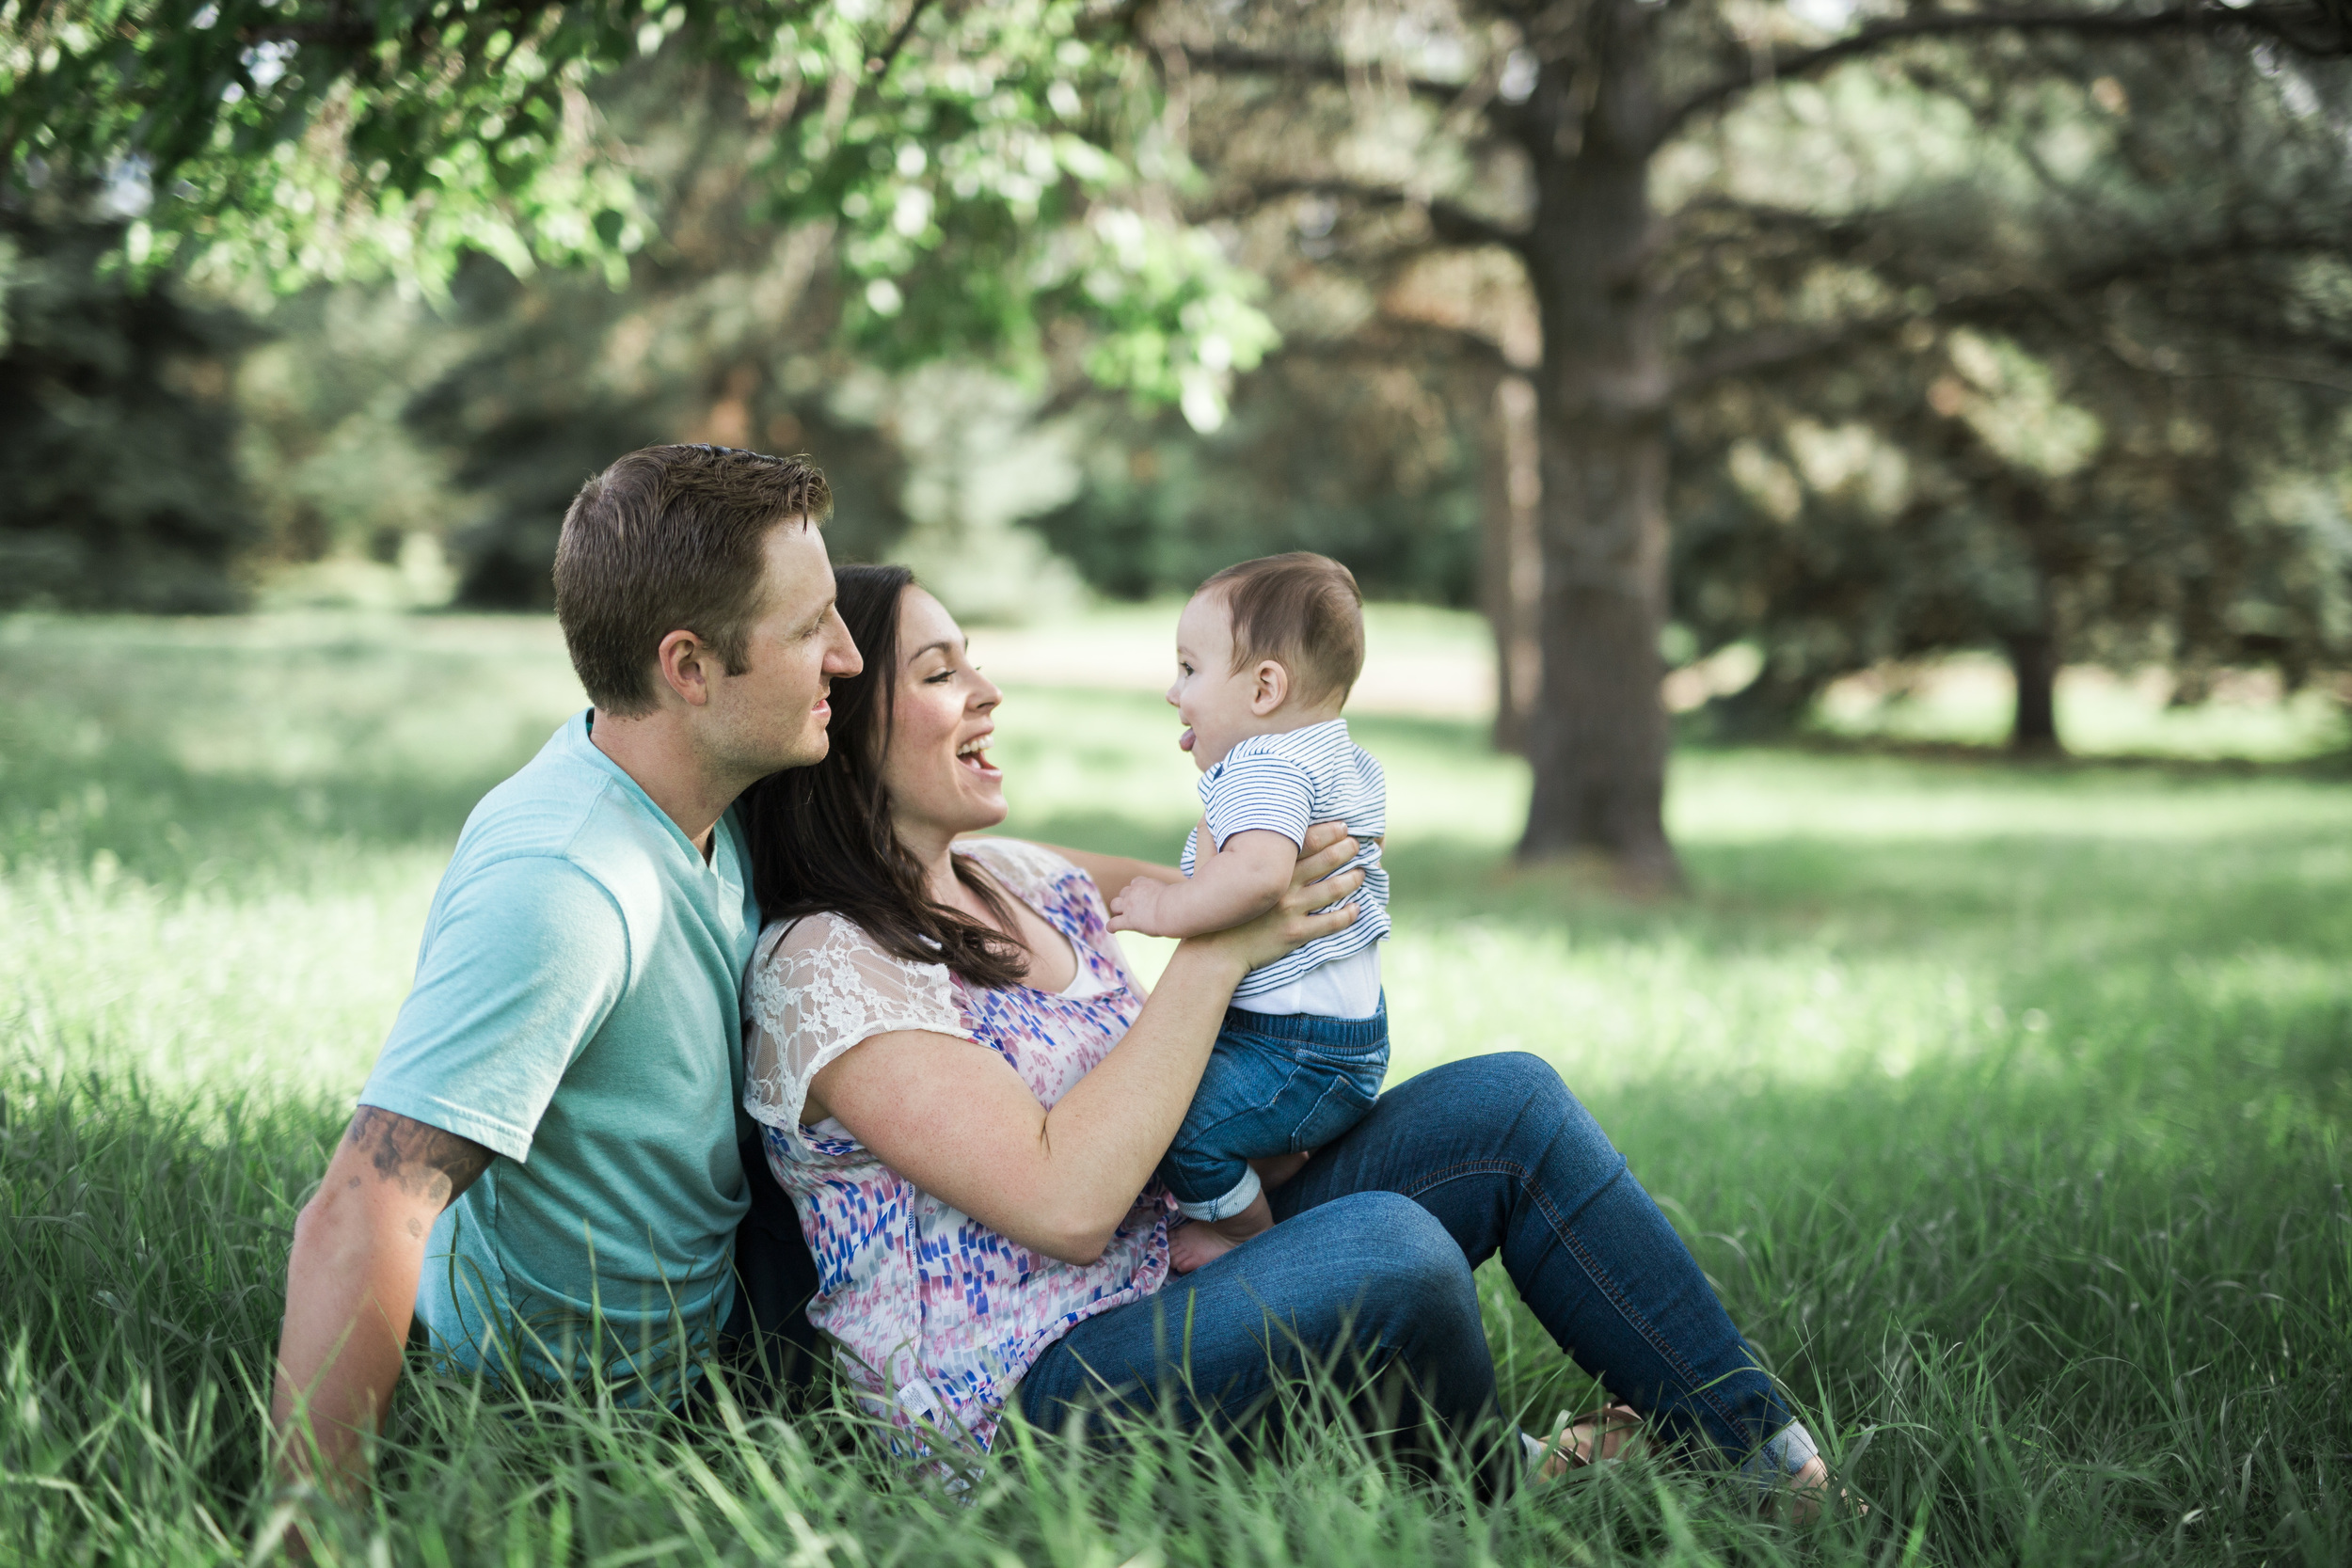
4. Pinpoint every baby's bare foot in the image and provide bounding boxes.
[1168,1221,1236,1274]
[1168,1194,1274,1274]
